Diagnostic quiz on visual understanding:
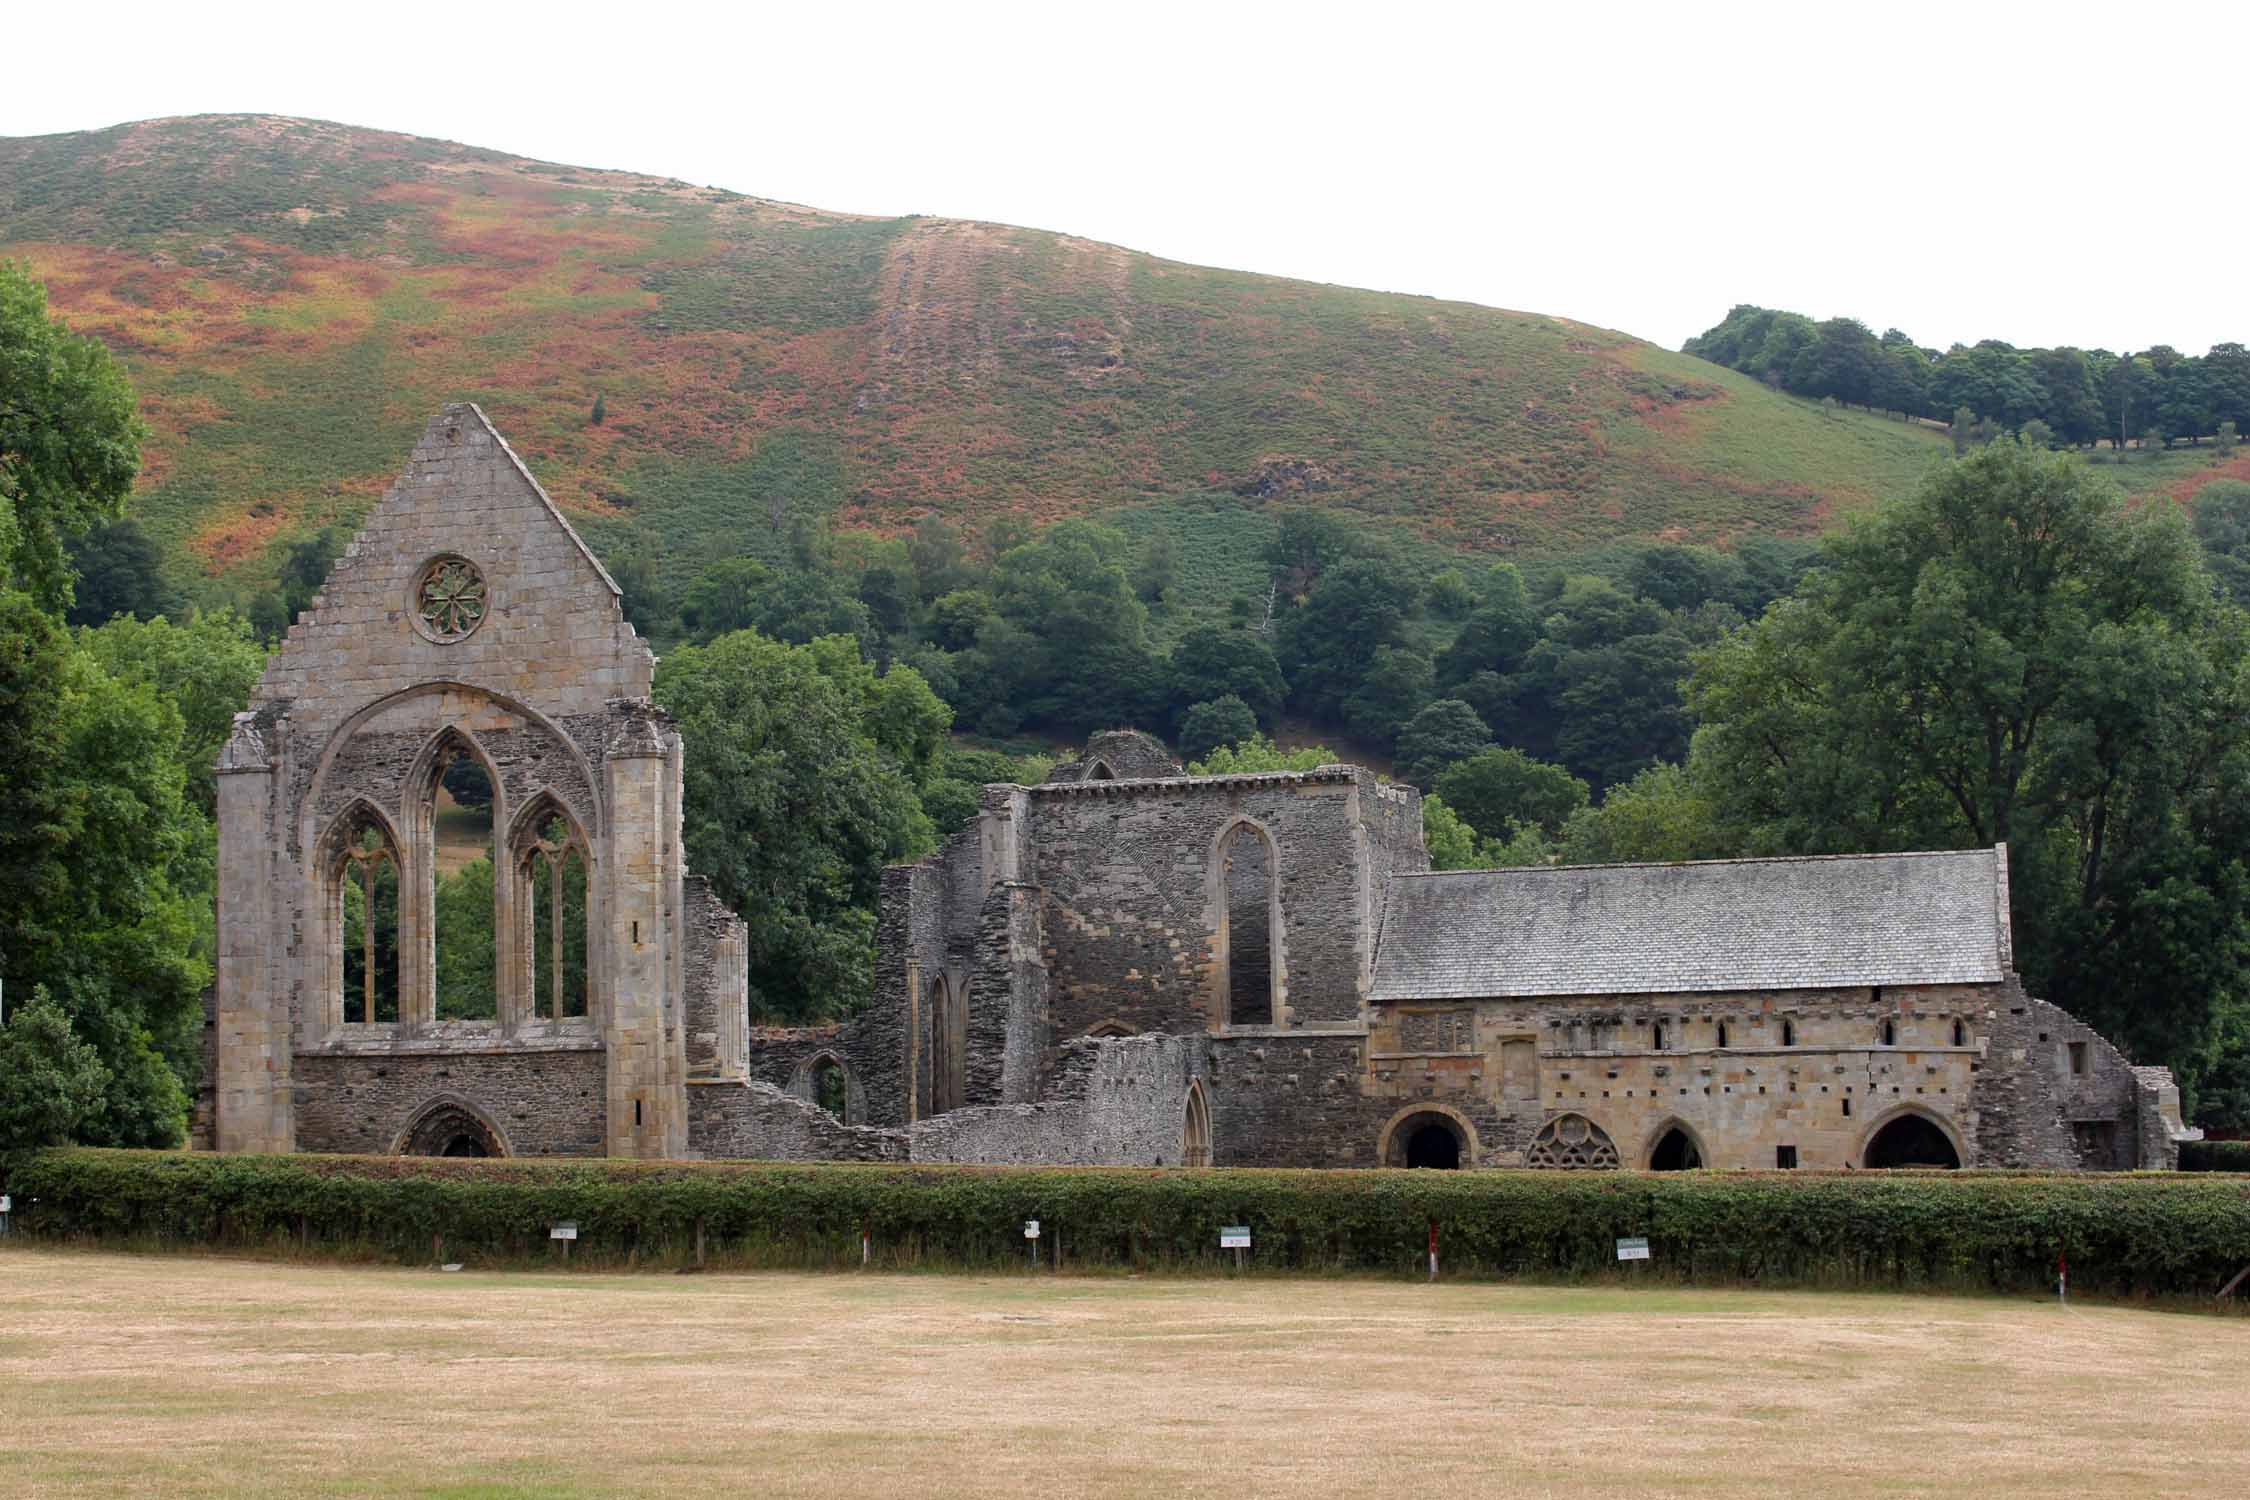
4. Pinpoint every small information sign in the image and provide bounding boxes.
[1219,1226,1252,1249]
[1023,1219,1041,1239]
[1615,1236,1650,1261]
[549,1222,579,1242]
